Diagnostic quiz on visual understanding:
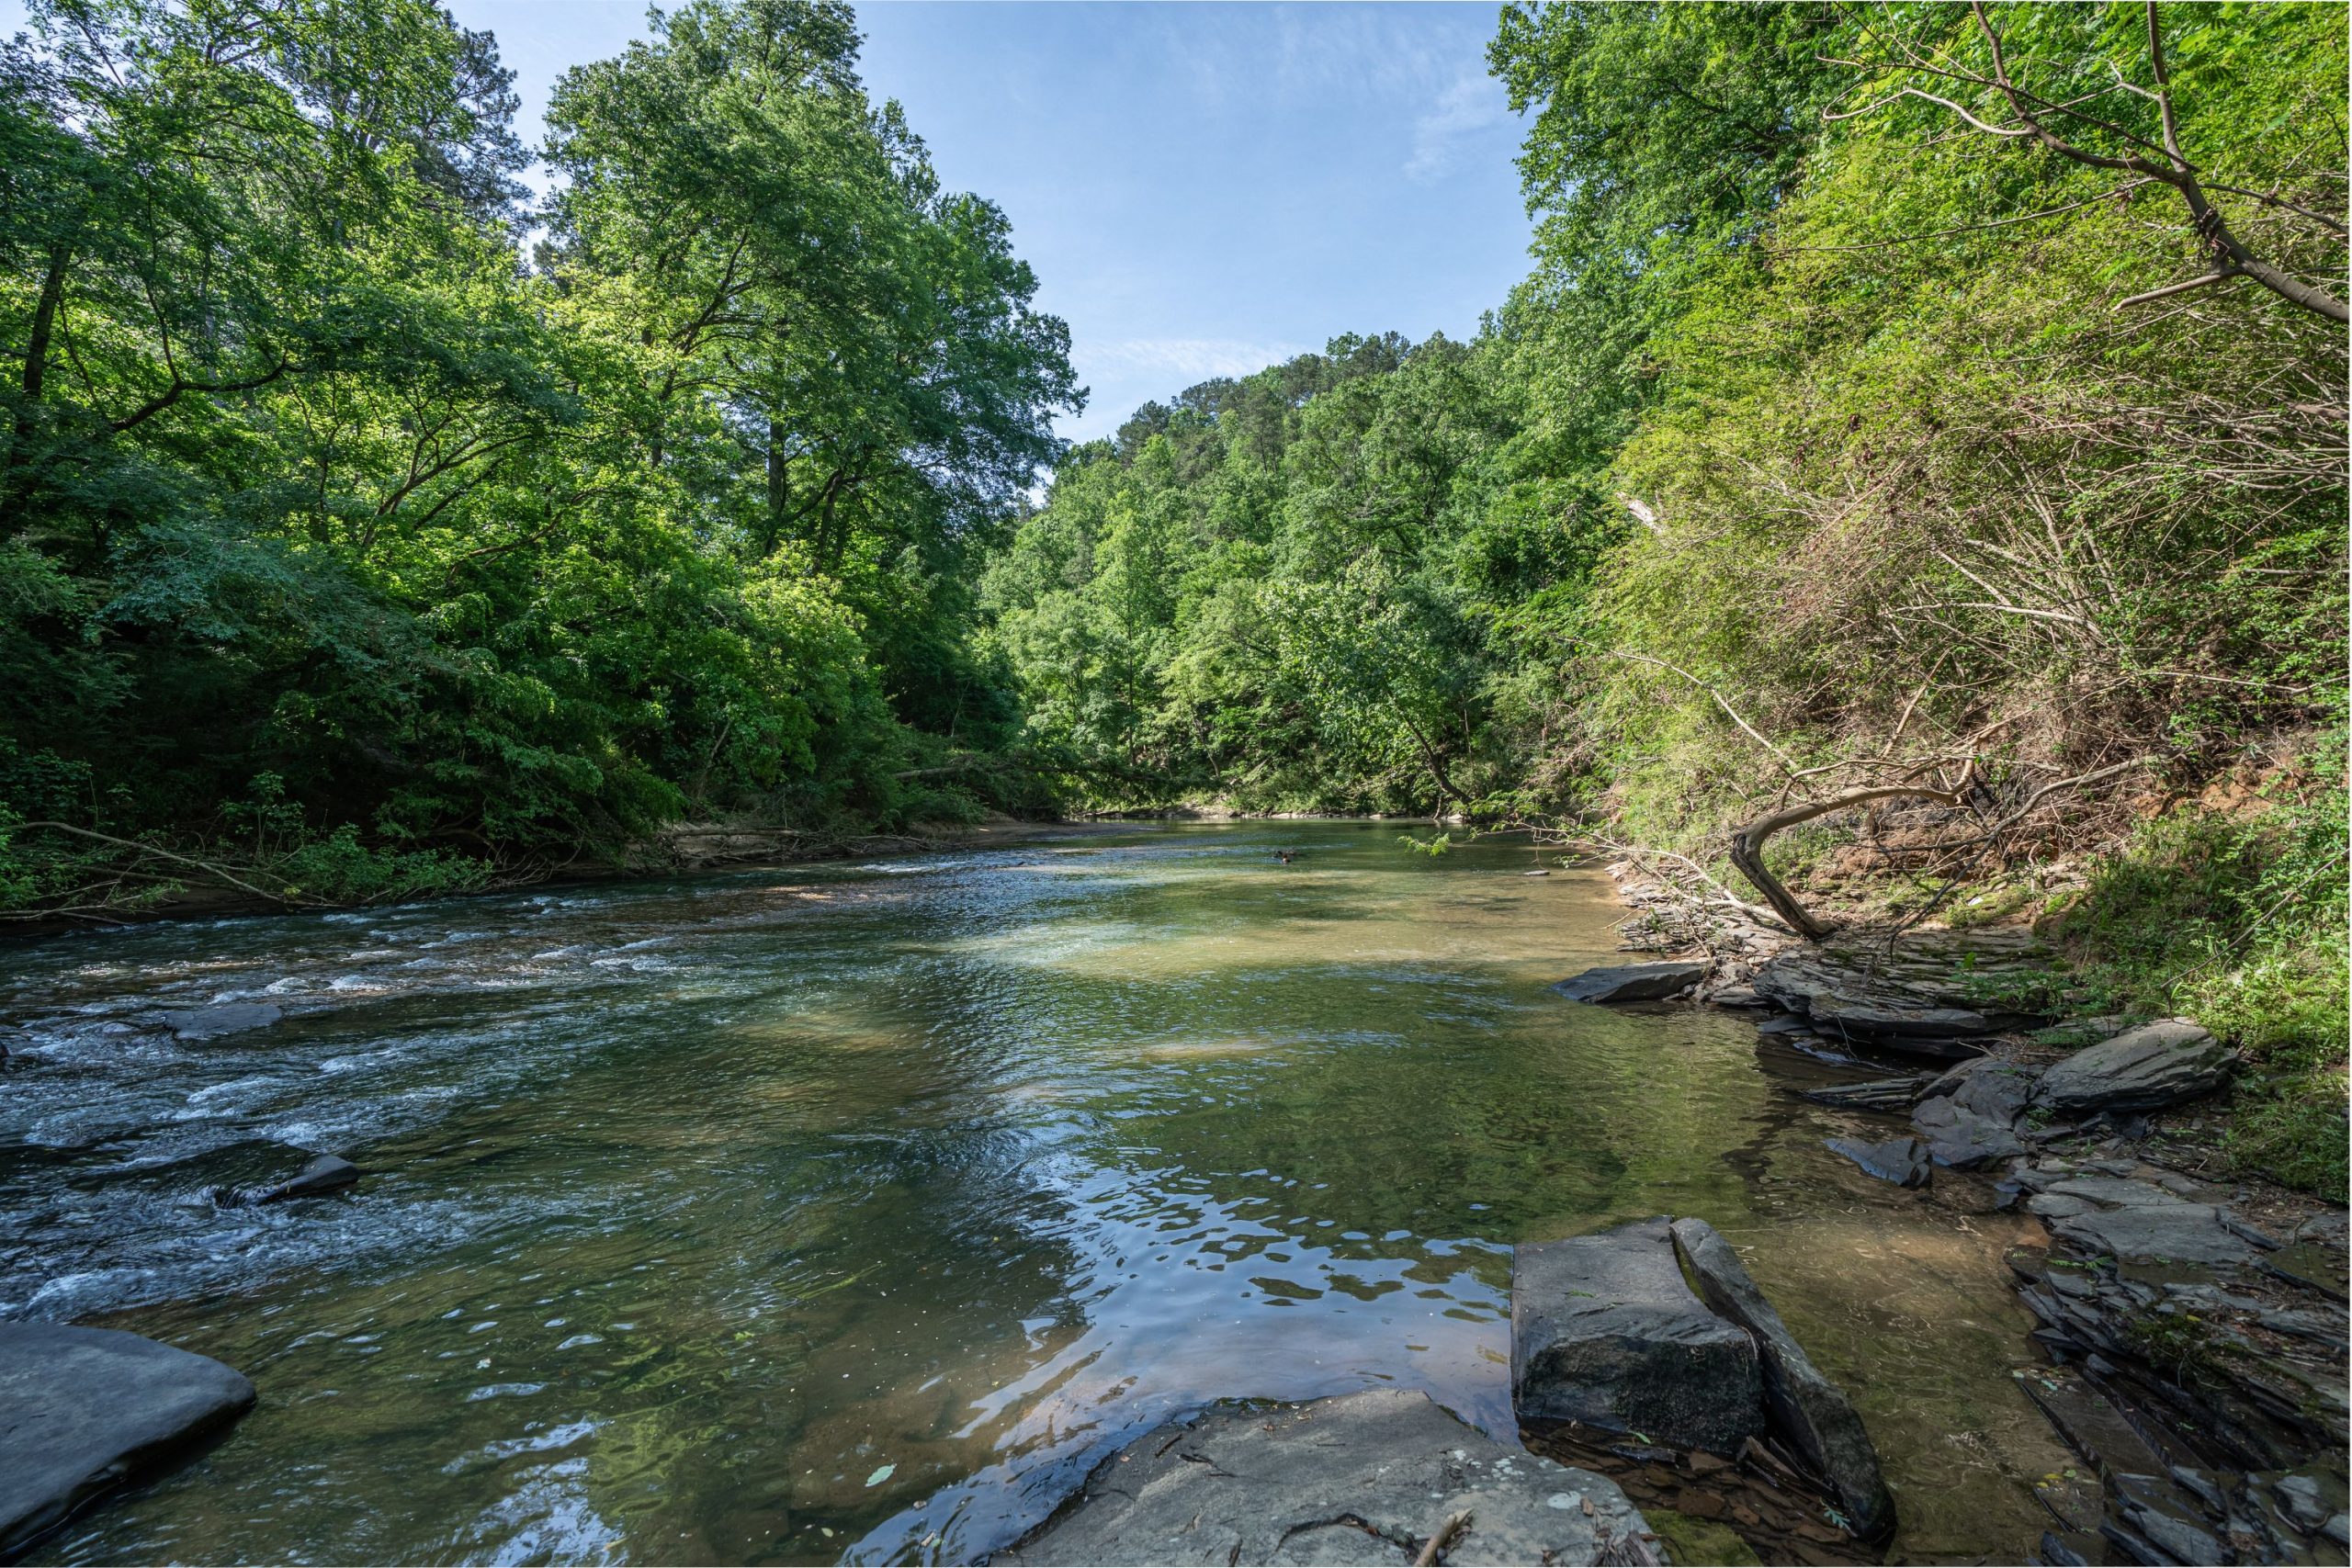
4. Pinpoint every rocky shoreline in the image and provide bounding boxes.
[1573,863,2350,1566]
